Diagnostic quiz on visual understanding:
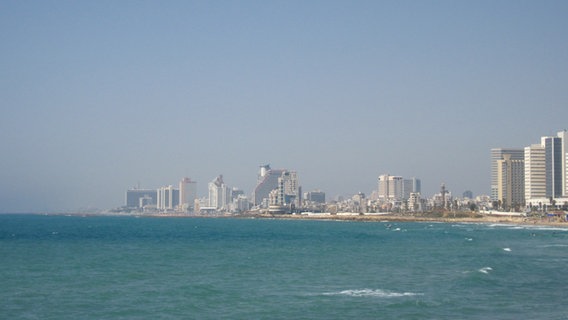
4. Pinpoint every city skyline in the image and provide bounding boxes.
[2,1,568,212]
